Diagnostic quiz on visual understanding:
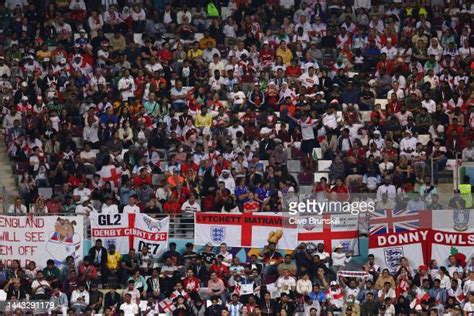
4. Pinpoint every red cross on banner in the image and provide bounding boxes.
[297,214,358,253]
[97,165,122,187]
[194,213,298,249]
[159,298,176,312]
